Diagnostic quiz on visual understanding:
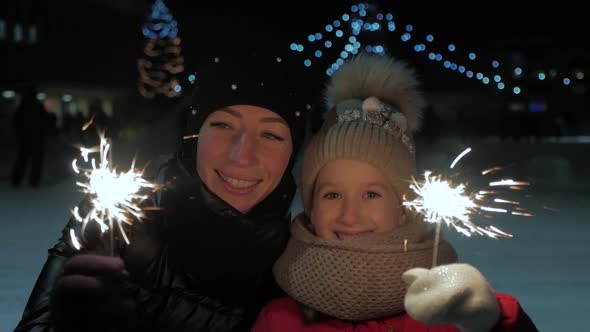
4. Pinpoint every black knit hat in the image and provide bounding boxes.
[178,53,314,173]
